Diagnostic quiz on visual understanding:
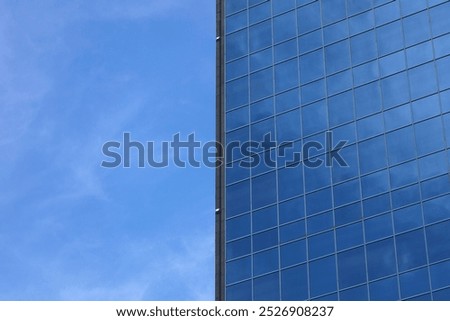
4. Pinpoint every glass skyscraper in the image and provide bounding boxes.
[216,0,450,300]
